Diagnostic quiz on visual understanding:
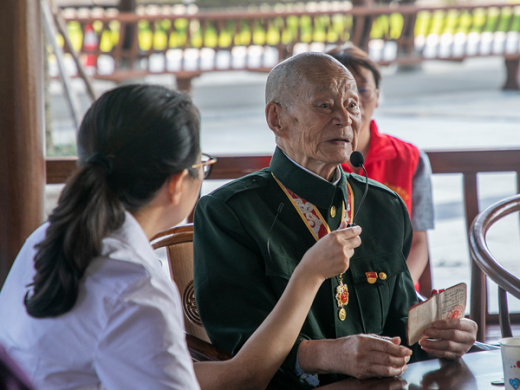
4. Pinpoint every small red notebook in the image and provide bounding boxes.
[407,282,467,345]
